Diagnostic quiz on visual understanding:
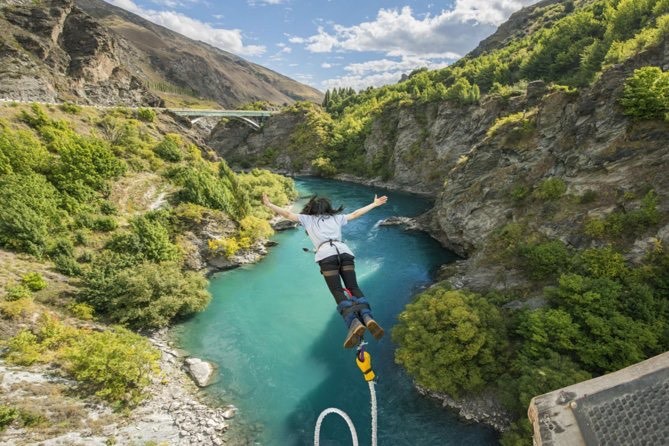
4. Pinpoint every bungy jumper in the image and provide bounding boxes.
[313,338,378,446]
